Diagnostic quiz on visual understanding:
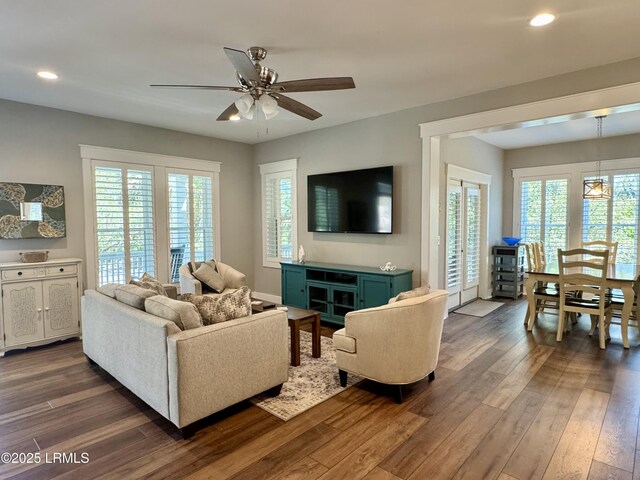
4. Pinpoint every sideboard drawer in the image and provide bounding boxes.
[2,268,38,280]
[46,265,77,276]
